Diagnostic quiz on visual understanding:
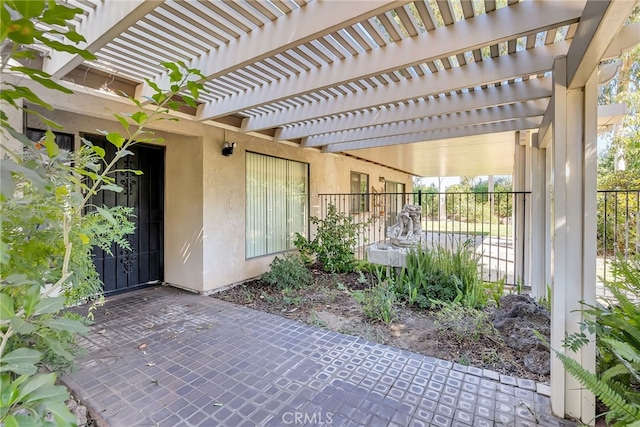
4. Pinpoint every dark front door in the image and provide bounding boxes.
[85,135,165,294]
